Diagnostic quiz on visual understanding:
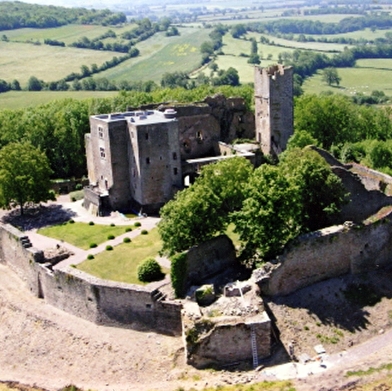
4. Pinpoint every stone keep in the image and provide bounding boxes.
[85,110,182,214]
[254,64,293,156]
